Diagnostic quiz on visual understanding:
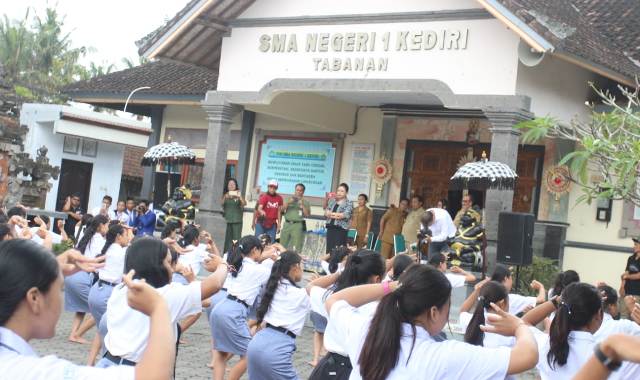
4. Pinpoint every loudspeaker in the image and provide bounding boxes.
[497,211,534,266]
